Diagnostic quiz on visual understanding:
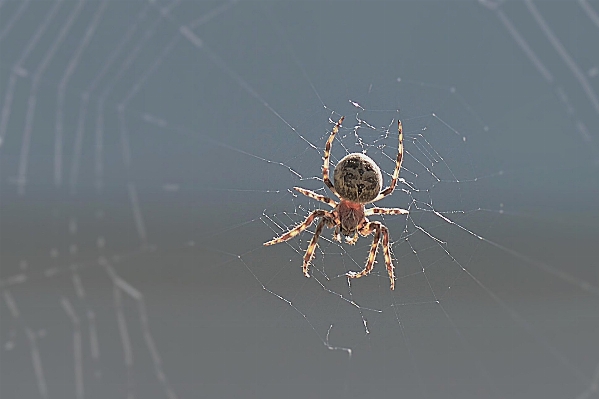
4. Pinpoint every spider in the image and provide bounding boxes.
[264,116,408,290]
